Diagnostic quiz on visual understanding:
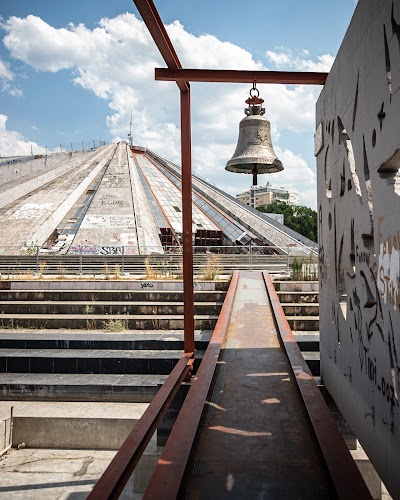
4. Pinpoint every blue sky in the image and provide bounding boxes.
[0,0,358,208]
